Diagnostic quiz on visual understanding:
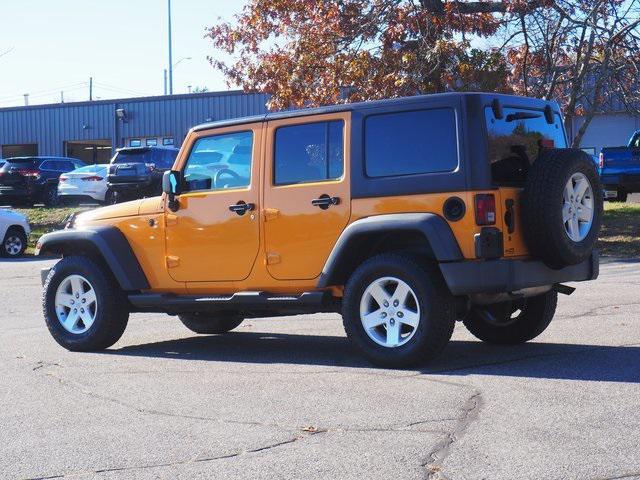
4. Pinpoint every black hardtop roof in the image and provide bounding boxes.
[192,92,561,132]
